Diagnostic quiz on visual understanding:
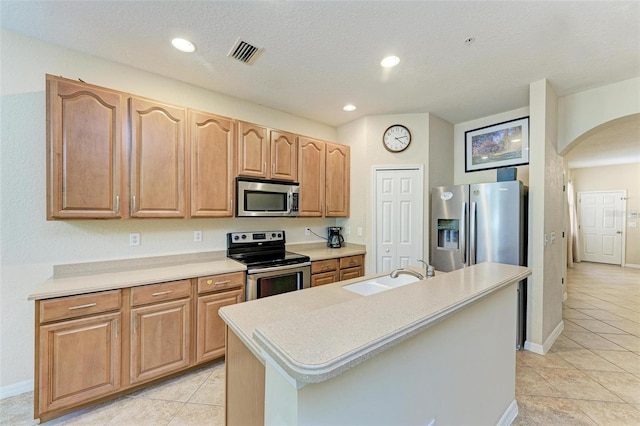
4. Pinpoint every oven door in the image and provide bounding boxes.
[246,263,310,301]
